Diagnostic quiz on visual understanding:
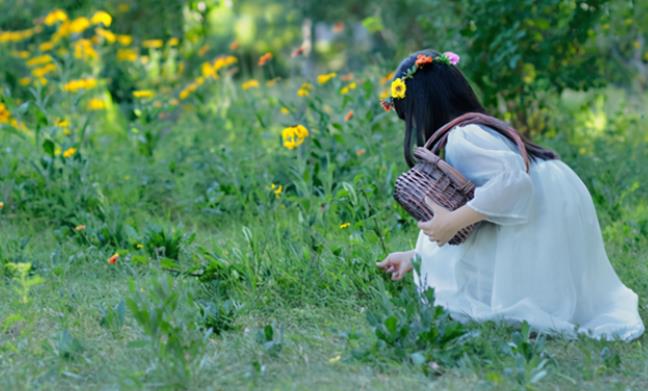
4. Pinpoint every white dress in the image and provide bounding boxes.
[412,123,645,341]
